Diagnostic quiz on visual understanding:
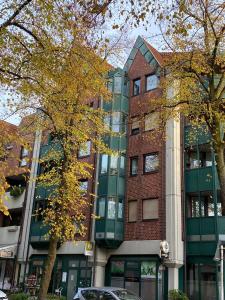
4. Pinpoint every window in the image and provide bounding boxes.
[142,199,158,220]
[118,199,123,219]
[143,153,159,173]
[99,292,115,300]
[81,290,98,300]
[130,157,138,176]
[114,76,122,94]
[200,192,214,217]
[187,194,200,217]
[112,112,121,132]
[110,155,118,175]
[20,146,29,167]
[186,148,199,169]
[78,141,91,157]
[131,117,140,135]
[79,180,88,193]
[101,154,108,174]
[128,201,137,222]
[98,198,106,217]
[146,74,159,91]
[133,78,141,96]
[144,112,159,131]
[107,197,116,219]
